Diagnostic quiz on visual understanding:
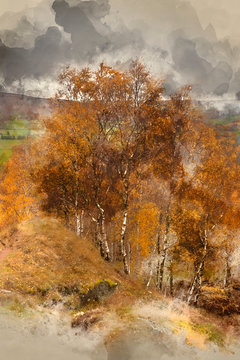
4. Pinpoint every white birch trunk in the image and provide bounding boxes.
[80,210,84,235]
[120,170,131,275]
[76,213,81,236]
[158,233,168,290]
[147,265,153,287]
[169,257,174,296]
[187,234,208,305]
[75,191,81,236]
[97,203,110,261]
[120,209,130,274]
[157,213,170,290]
[92,215,105,258]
